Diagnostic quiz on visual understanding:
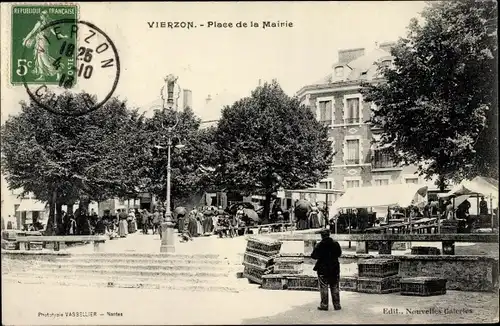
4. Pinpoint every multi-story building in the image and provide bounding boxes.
[294,42,436,211]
